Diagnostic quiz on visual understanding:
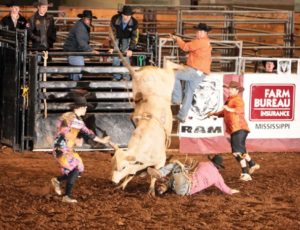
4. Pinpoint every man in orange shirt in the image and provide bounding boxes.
[171,23,212,122]
[209,81,260,181]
